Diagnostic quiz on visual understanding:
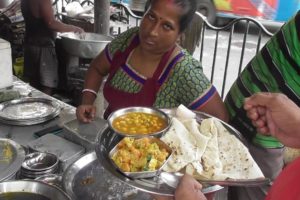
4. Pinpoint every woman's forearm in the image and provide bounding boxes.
[81,66,104,105]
